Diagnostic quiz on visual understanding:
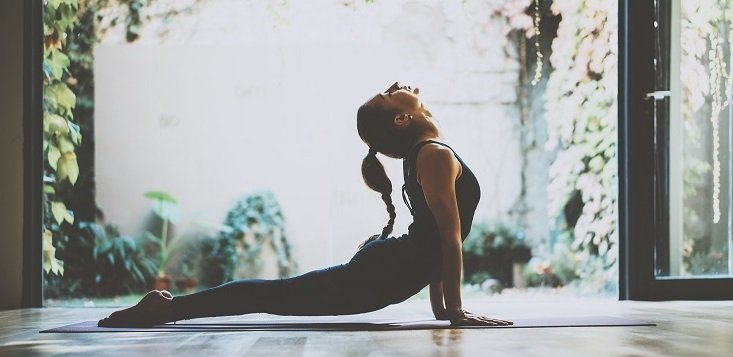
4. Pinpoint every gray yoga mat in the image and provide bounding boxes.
[41,316,654,333]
